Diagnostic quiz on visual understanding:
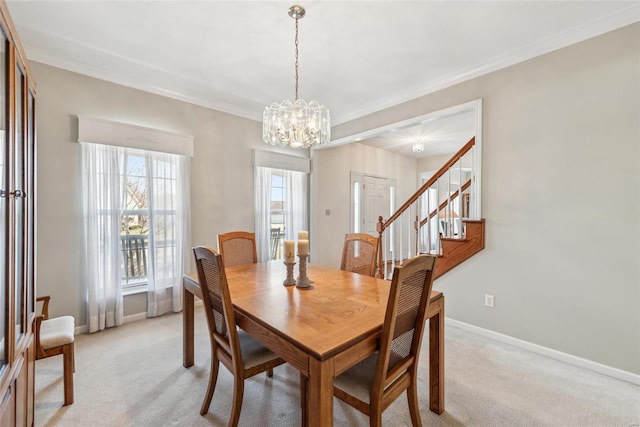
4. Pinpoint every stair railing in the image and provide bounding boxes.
[376,137,477,278]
